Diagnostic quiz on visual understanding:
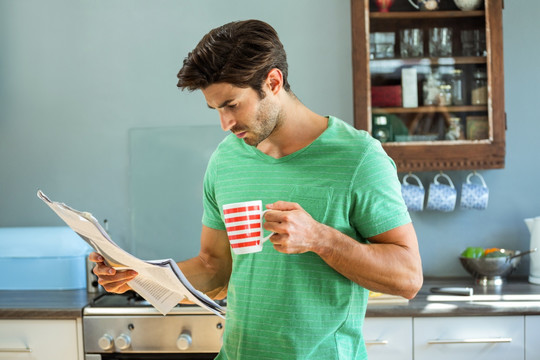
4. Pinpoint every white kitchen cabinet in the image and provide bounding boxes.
[0,319,83,360]
[413,316,524,360]
[526,315,540,360]
[363,317,412,360]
